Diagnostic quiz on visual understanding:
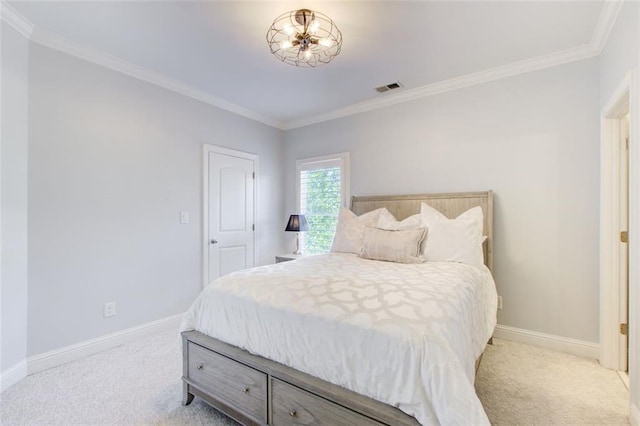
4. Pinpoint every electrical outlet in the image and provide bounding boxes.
[497,295,503,310]
[104,301,116,318]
